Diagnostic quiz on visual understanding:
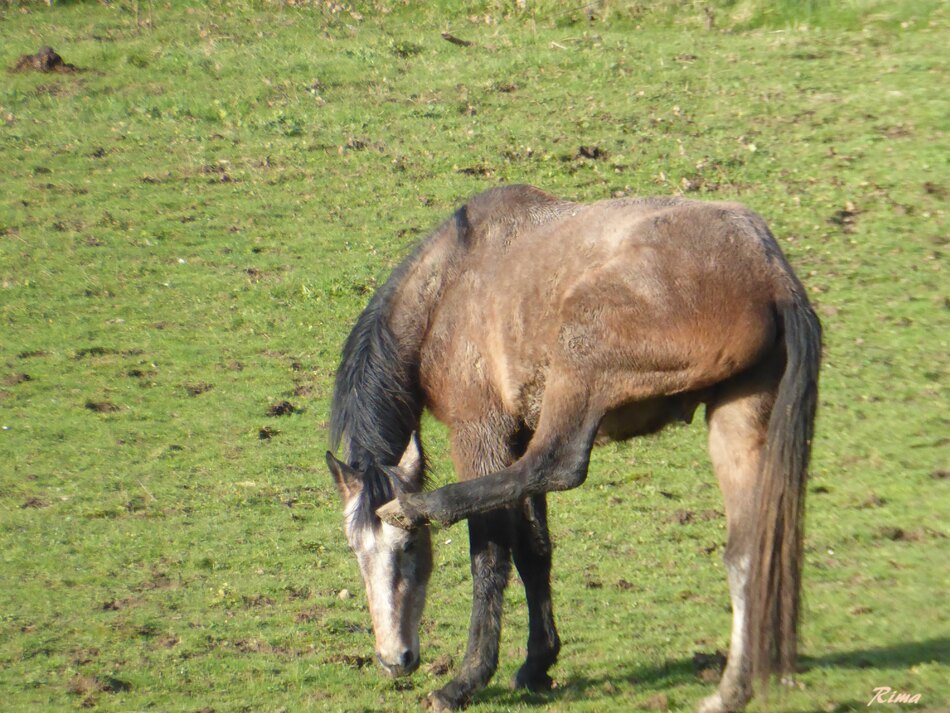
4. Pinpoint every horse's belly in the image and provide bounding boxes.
[595,390,708,444]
